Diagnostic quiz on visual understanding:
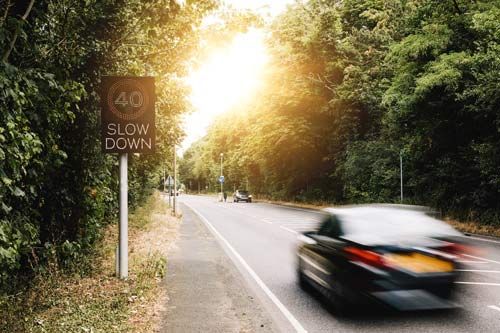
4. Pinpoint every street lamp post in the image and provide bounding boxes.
[400,150,403,203]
